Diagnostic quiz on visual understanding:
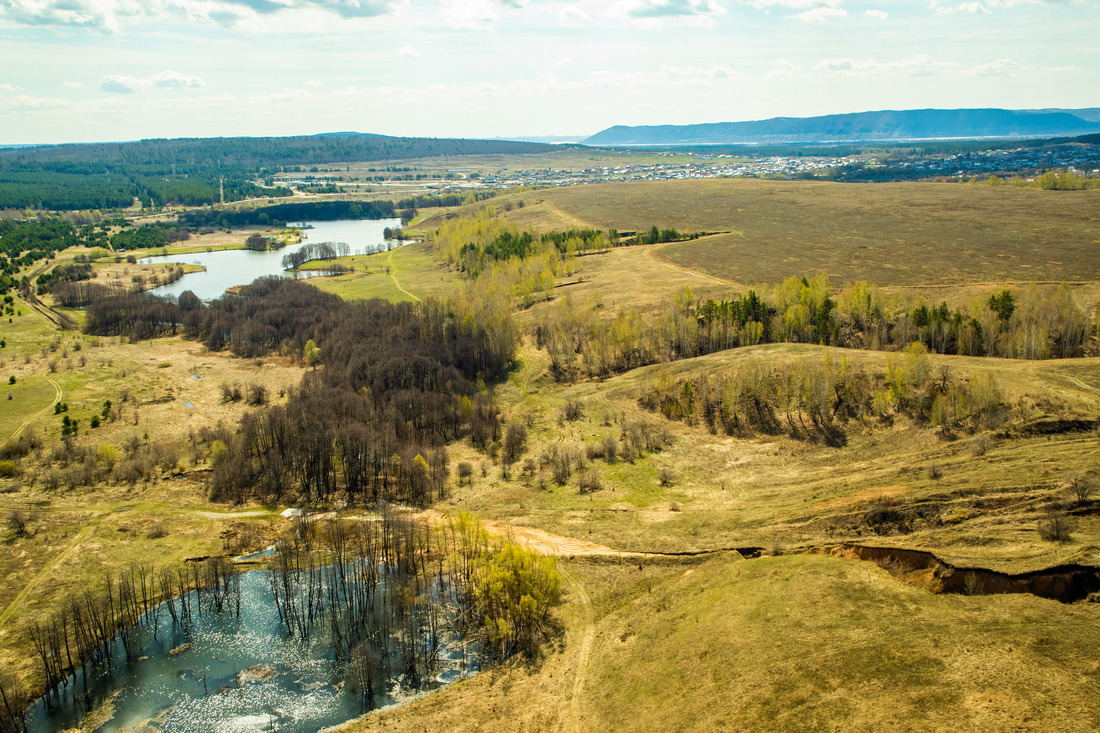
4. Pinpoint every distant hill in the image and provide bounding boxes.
[583,108,1100,146]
